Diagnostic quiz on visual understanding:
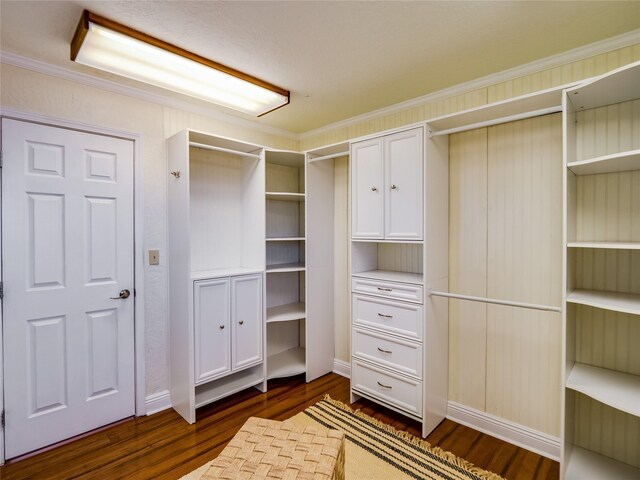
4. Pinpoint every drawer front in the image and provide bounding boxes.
[352,360,422,417]
[352,277,423,303]
[352,295,423,340]
[352,328,422,378]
